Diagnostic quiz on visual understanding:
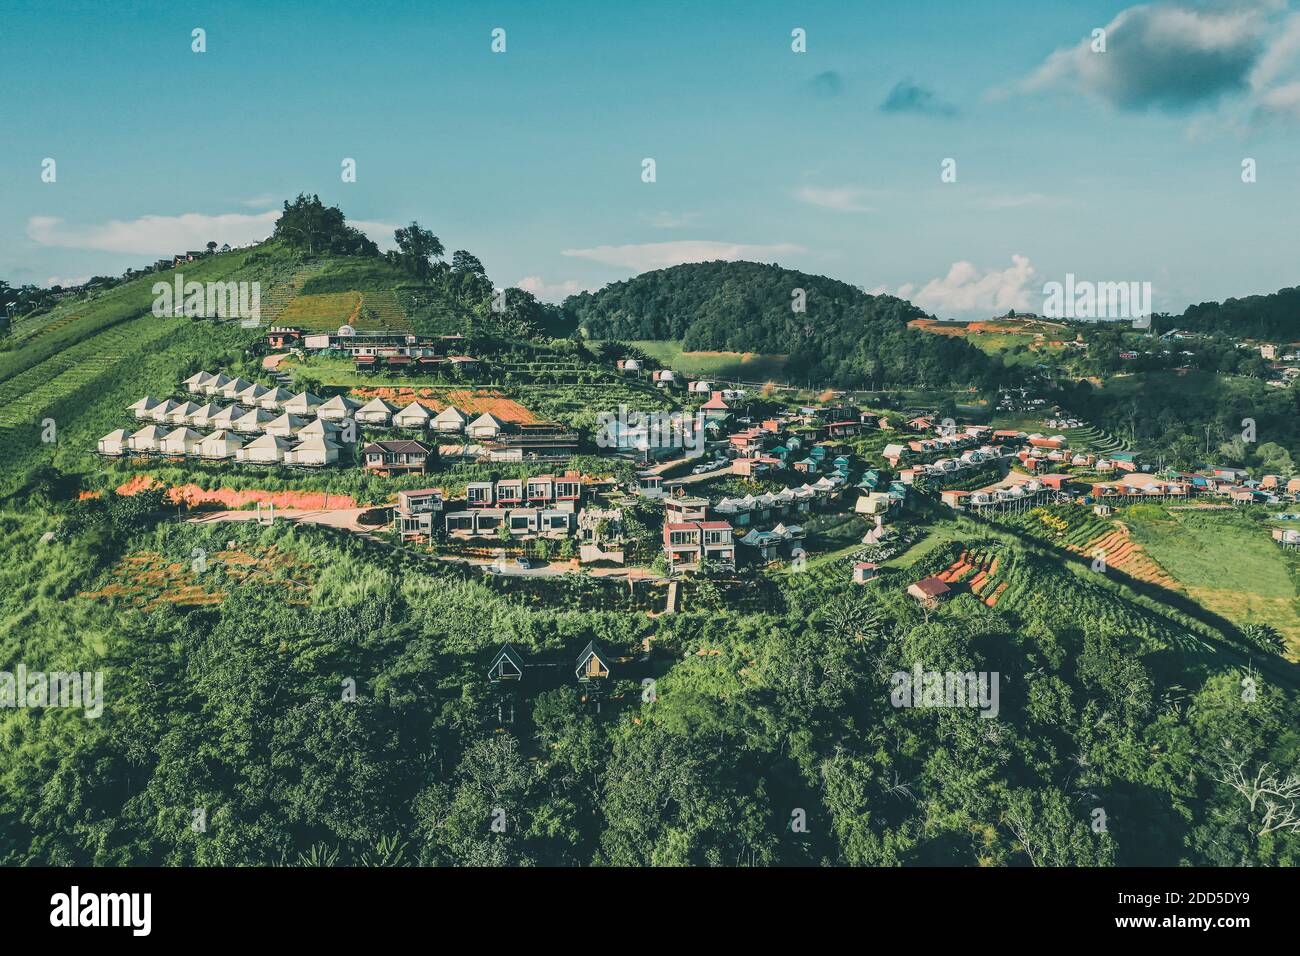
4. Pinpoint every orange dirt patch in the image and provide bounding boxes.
[346,387,537,424]
[80,545,313,610]
[1063,521,1179,589]
[114,476,357,510]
